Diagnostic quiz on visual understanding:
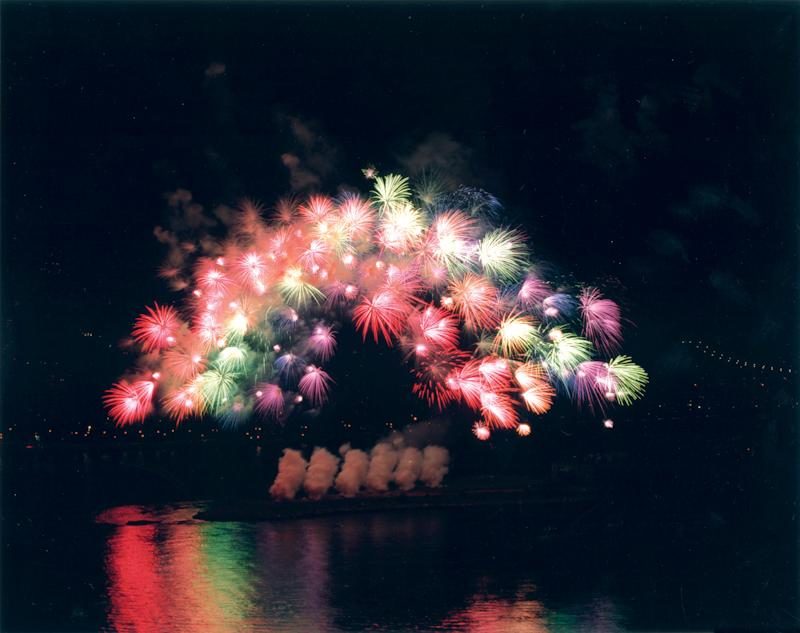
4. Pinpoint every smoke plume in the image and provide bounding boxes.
[269,449,308,500]
[420,445,450,488]
[365,441,401,492]
[269,435,450,501]
[303,447,341,500]
[334,444,370,497]
[393,446,424,491]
